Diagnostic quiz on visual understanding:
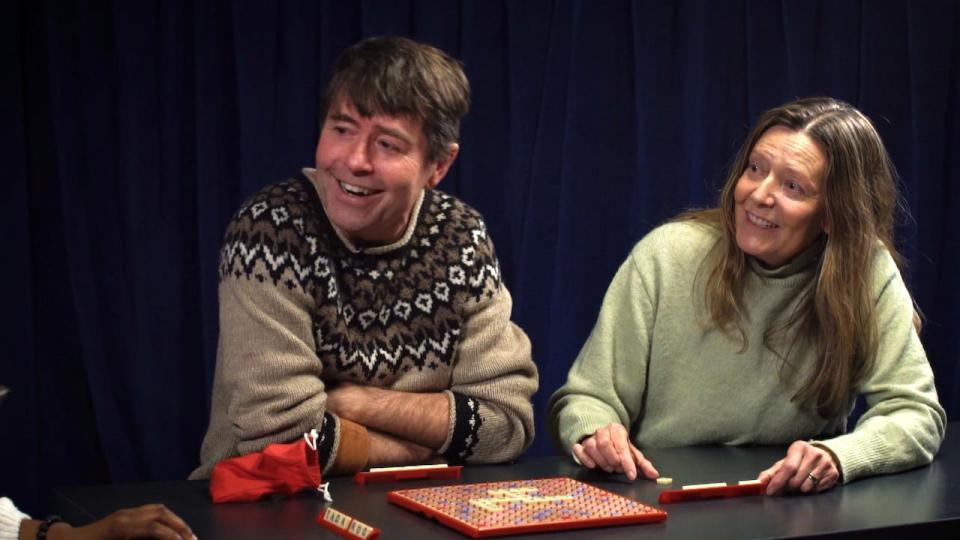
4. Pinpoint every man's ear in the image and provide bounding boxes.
[425,143,459,189]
